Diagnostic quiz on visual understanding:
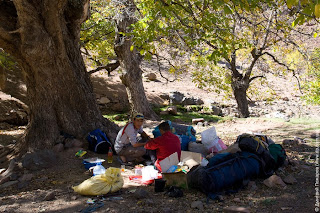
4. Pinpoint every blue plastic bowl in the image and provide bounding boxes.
[83,160,97,170]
